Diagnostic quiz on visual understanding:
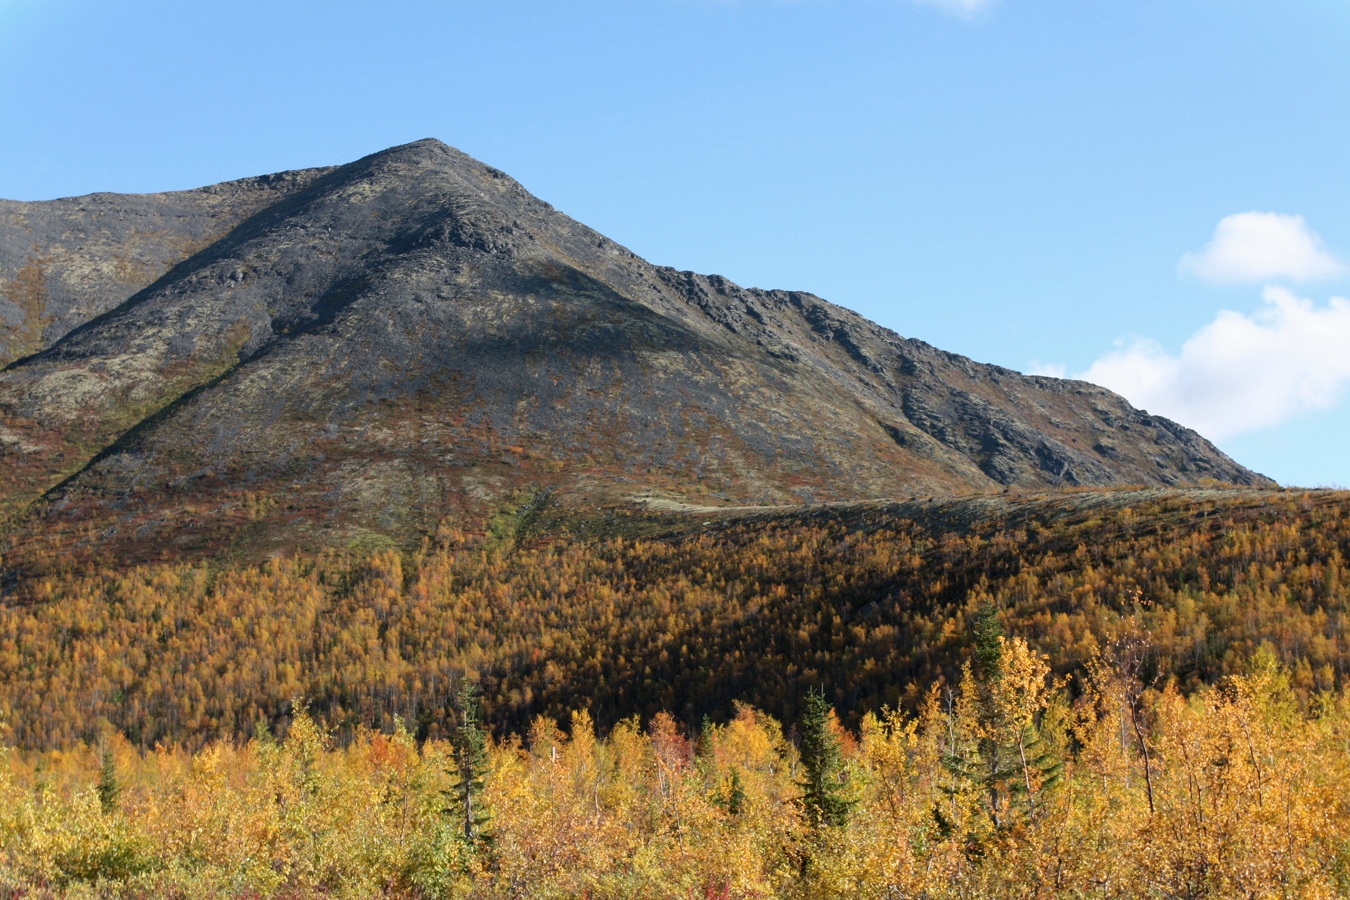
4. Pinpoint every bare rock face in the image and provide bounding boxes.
[0,139,1272,560]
